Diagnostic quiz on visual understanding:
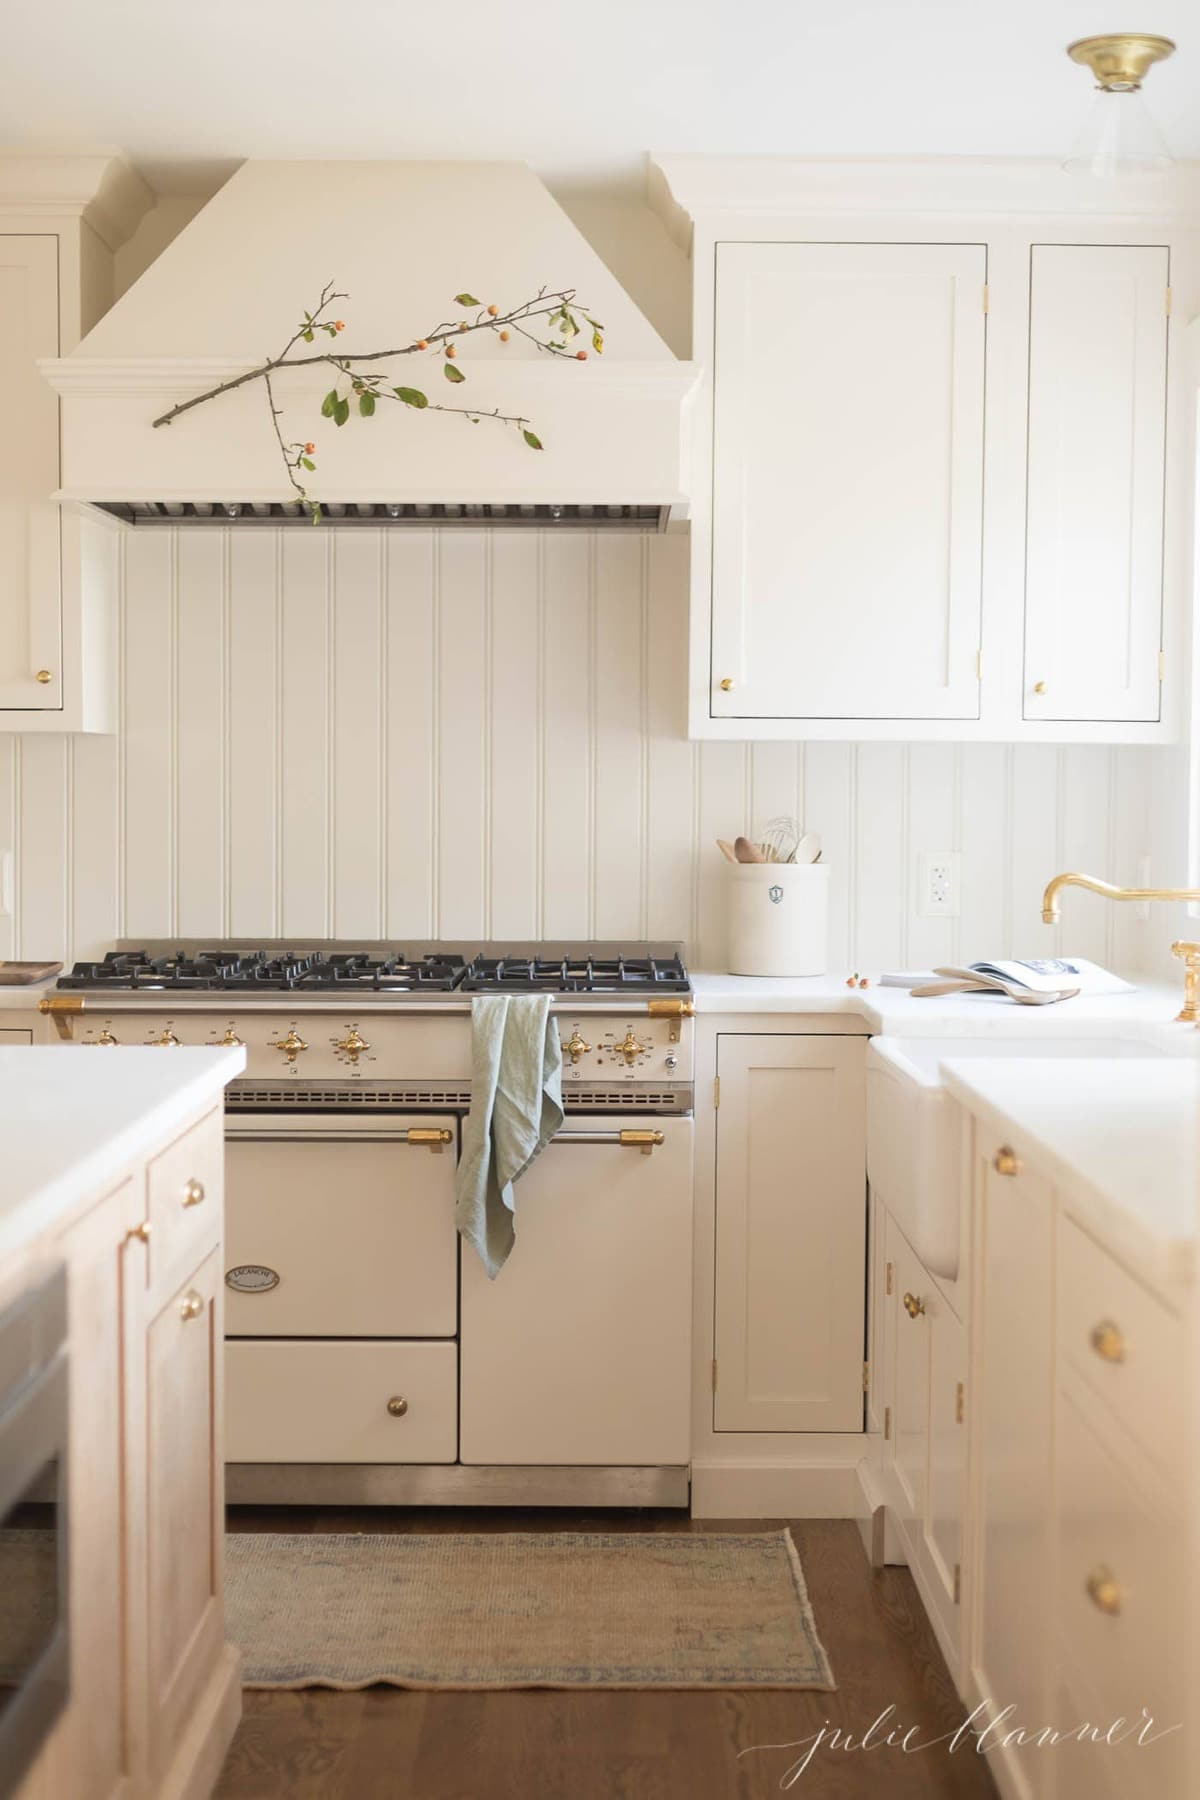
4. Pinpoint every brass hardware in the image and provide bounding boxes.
[713,1075,720,1109]
[35,669,52,684]
[405,1128,454,1152]
[619,1128,665,1155]
[179,1290,204,1322]
[647,996,694,1041]
[1090,1320,1127,1365]
[386,1396,409,1417]
[862,1360,870,1394]
[1085,1566,1123,1616]
[563,1028,592,1064]
[719,677,734,692]
[953,1563,962,1605]
[125,1220,151,1245]
[270,1027,308,1063]
[883,1405,891,1441]
[154,1028,180,1047]
[955,1381,965,1425]
[218,1025,244,1047]
[885,1260,894,1296]
[902,1291,926,1320]
[993,1146,1020,1177]
[1067,34,1175,91]
[1171,943,1200,1022]
[38,994,83,1040]
[95,1029,118,1046]
[711,1358,718,1393]
[1042,869,1200,926]
[183,1178,206,1208]
[1033,680,1048,695]
[335,1026,370,1062]
[614,1027,648,1066]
